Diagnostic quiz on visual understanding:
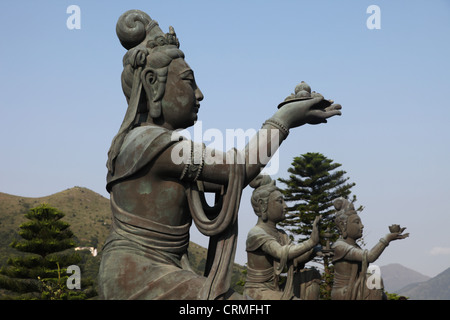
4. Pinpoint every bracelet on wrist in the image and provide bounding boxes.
[263,119,290,137]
